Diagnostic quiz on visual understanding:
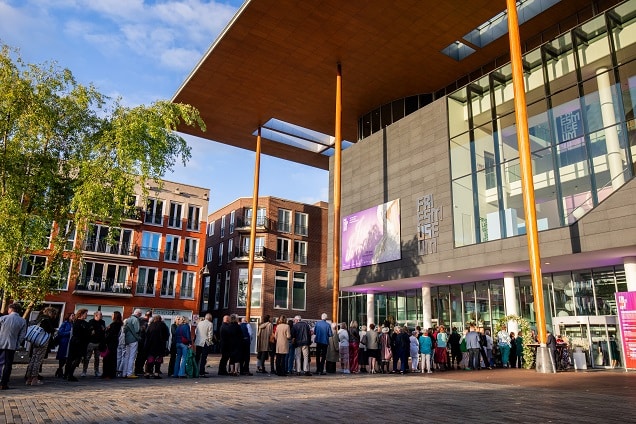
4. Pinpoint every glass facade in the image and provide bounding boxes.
[449,1,636,247]
[340,265,626,332]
